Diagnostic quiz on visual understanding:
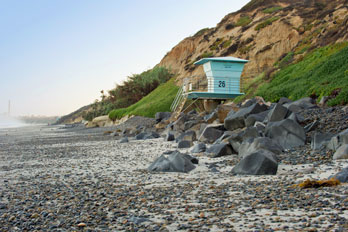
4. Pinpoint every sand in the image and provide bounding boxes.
[0,125,347,231]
